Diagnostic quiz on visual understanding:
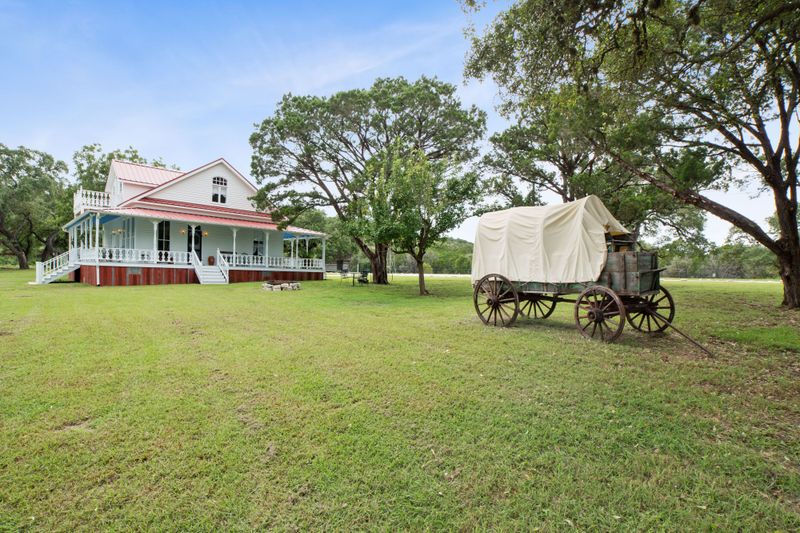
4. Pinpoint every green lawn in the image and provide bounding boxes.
[0,270,798,530]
